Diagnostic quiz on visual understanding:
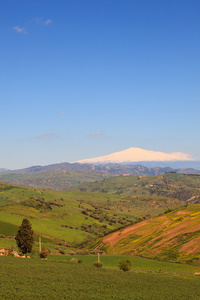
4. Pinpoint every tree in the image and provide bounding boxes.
[15,218,34,254]
[118,259,131,271]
